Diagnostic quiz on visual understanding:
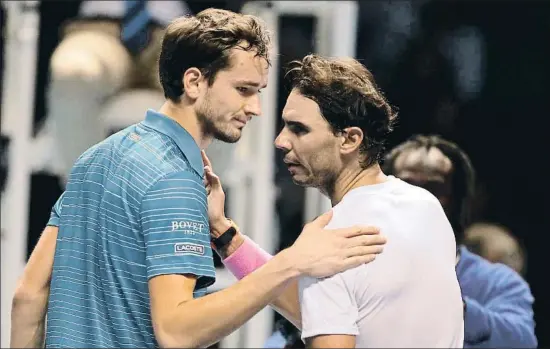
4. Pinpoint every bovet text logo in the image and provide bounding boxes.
[171,221,205,233]
[174,242,205,256]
